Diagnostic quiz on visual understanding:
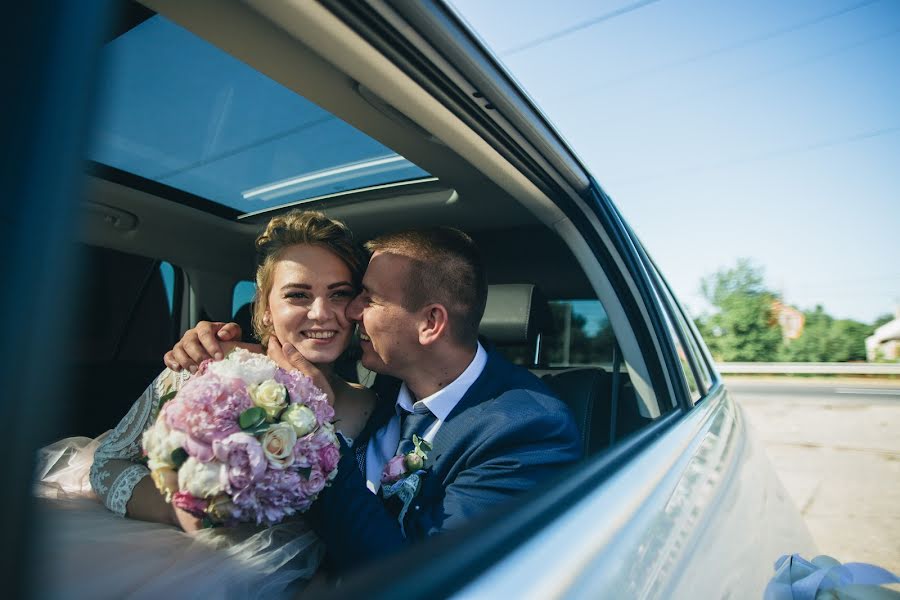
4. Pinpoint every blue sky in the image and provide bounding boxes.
[450,0,900,324]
